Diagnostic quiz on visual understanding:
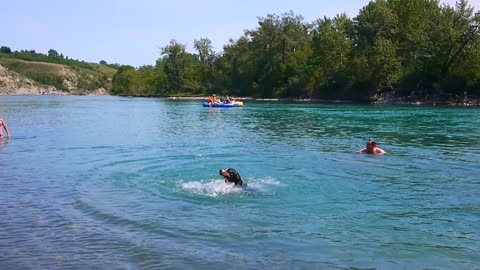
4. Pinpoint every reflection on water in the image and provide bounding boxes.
[0,138,10,145]
[0,96,479,270]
